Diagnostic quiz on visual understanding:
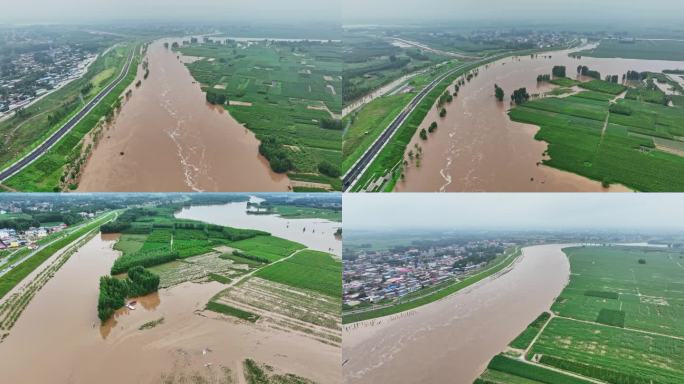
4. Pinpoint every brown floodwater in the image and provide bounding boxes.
[0,224,340,382]
[342,244,574,384]
[396,44,684,192]
[78,38,289,192]
[175,197,342,256]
